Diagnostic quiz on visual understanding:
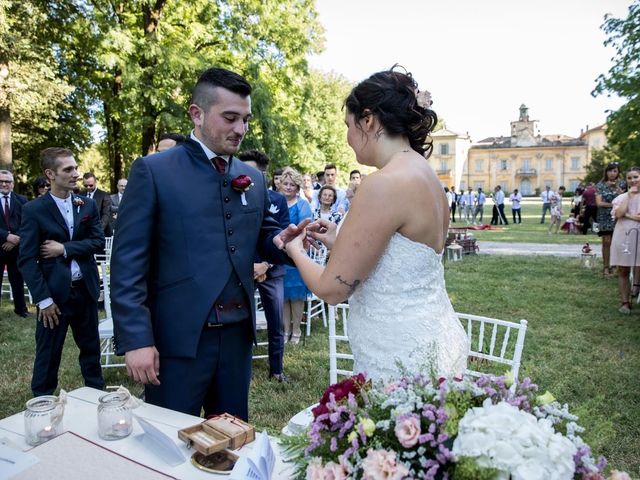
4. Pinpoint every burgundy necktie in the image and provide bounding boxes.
[212,156,227,174]
[2,195,10,230]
